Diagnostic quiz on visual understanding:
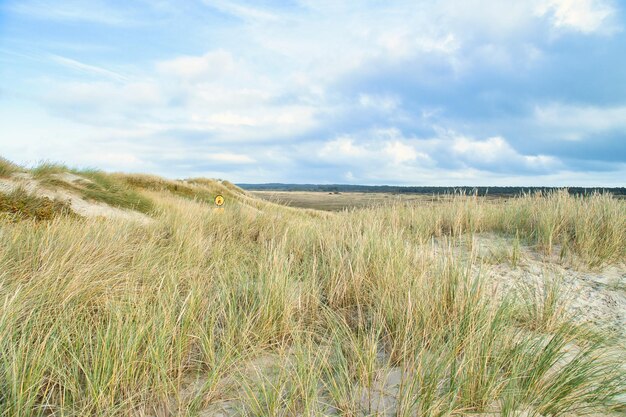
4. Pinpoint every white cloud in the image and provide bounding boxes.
[319,137,370,161]
[157,50,237,81]
[317,129,433,167]
[438,0,537,38]
[189,106,318,139]
[453,136,509,162]
[358,94,399,112]
[314,130,561,182]
[536,0,619,33]
[451,135,560,172]
[384,141,421,164]
[172,152,254,164]
[533,103,626,139]
[438,0,619,36]
[209,153,254,164]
